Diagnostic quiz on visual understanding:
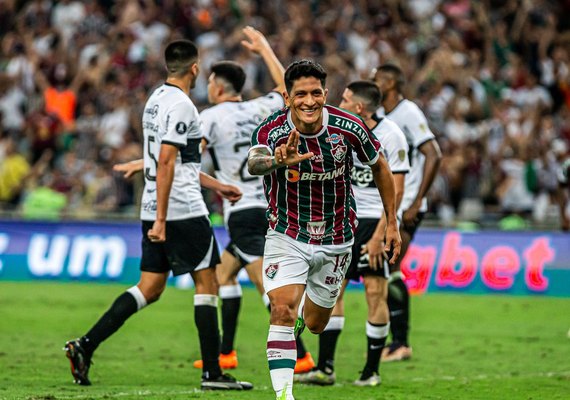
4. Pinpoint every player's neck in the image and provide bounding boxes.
[165,77,190,96]
[217,94,242,103]
[362,113,376,130]
[382,92,404,114]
